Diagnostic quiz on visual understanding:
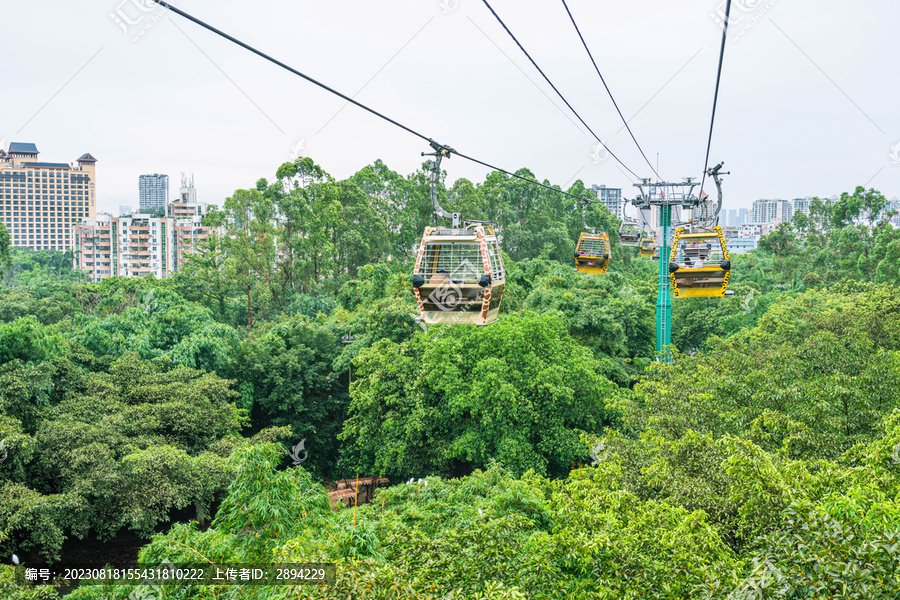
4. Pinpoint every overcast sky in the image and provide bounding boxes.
[2,0,898,216]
